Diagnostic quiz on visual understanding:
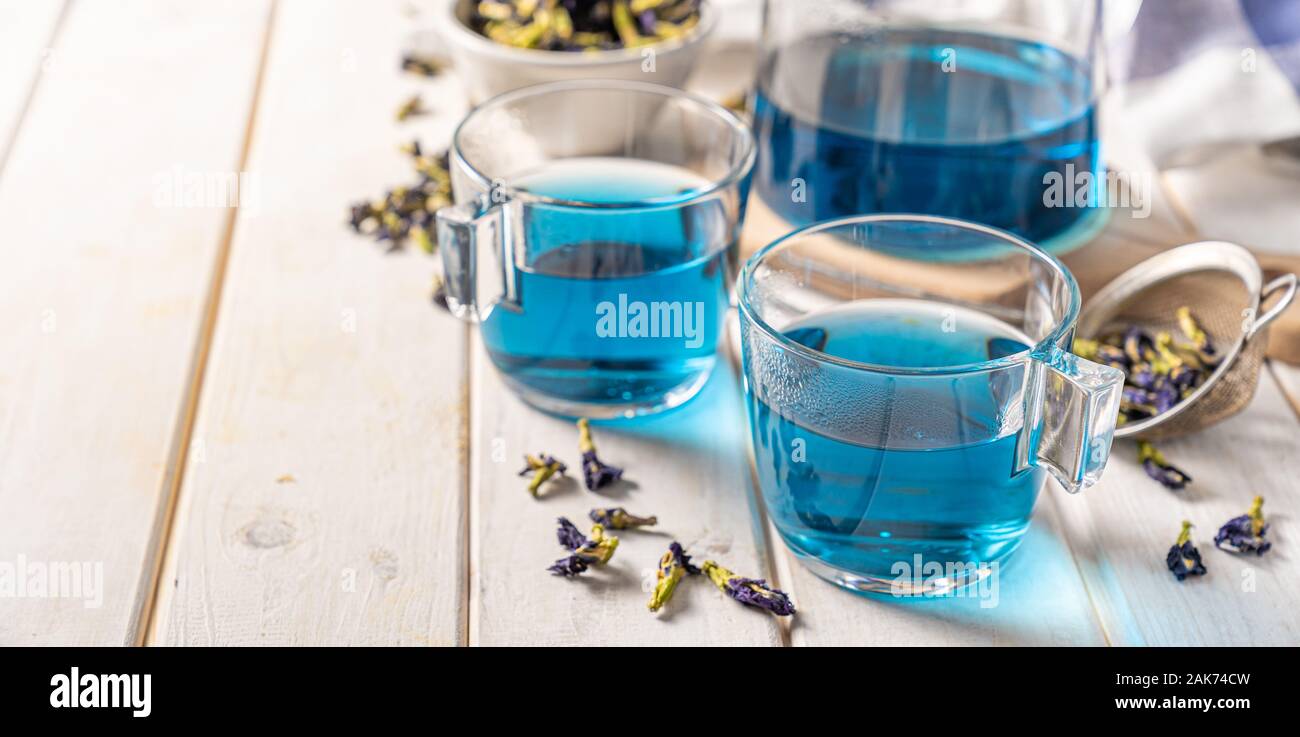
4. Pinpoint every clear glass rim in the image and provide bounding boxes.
[451,79,756,210]
[737,214,1082,377]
